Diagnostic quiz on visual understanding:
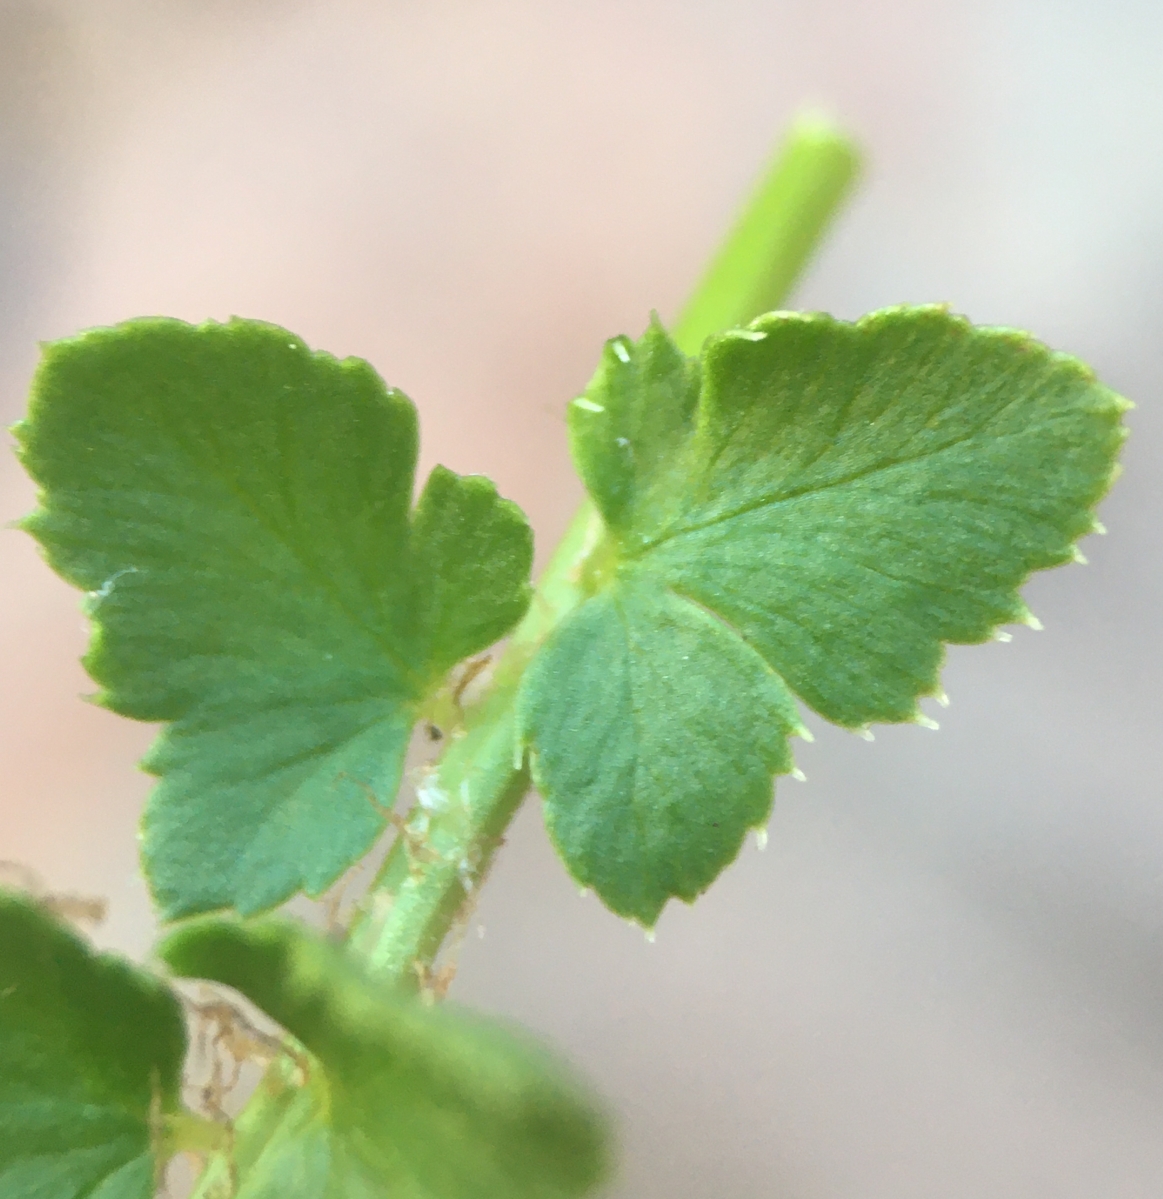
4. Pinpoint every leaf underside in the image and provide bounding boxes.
[518,306,1129,924]
[160,917,611,1199]
[0,891,187,1199]
[16,318,533,919]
